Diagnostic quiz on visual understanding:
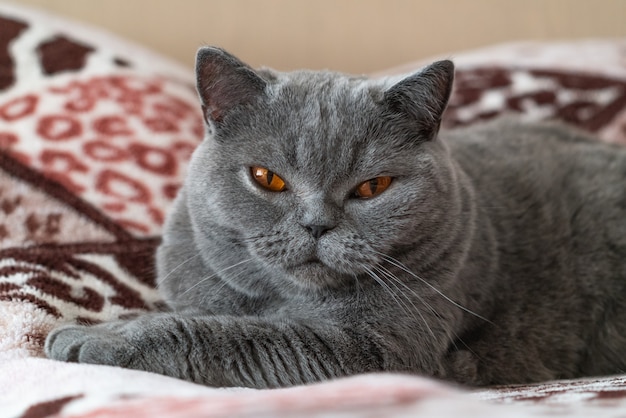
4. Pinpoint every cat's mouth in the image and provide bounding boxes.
[297,256,325,268]
[285,255,329,275]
